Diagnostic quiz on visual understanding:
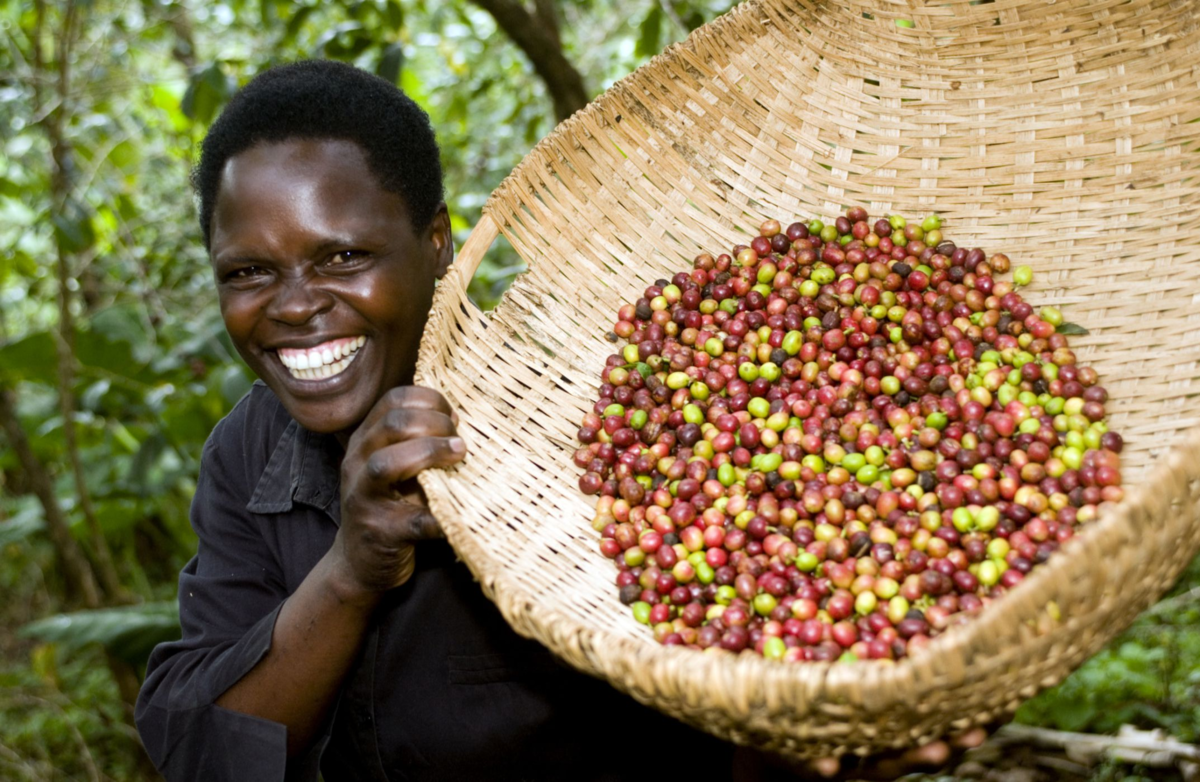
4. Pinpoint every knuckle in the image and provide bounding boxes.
[383,408,410,434]
[411,385,449,413]
[409,509,438,539]
[364,453,390,482]
[384,386,412,407]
